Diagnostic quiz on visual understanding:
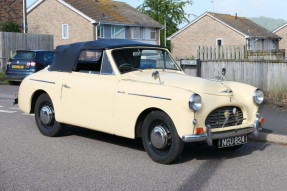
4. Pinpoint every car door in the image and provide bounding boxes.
[60,50,118,134]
